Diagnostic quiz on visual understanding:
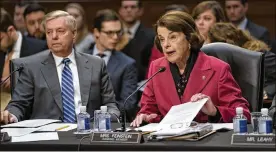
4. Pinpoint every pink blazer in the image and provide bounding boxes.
[138,51,251,123]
